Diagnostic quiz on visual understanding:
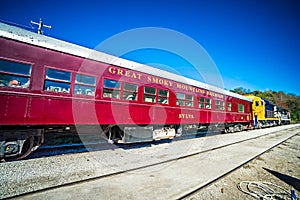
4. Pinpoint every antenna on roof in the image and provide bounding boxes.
[30,18,51,35]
